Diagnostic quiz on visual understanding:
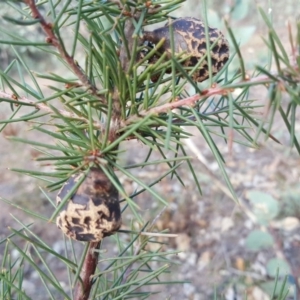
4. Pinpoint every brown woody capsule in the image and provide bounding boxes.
[142,17,230,82]
[56,167,121,242]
